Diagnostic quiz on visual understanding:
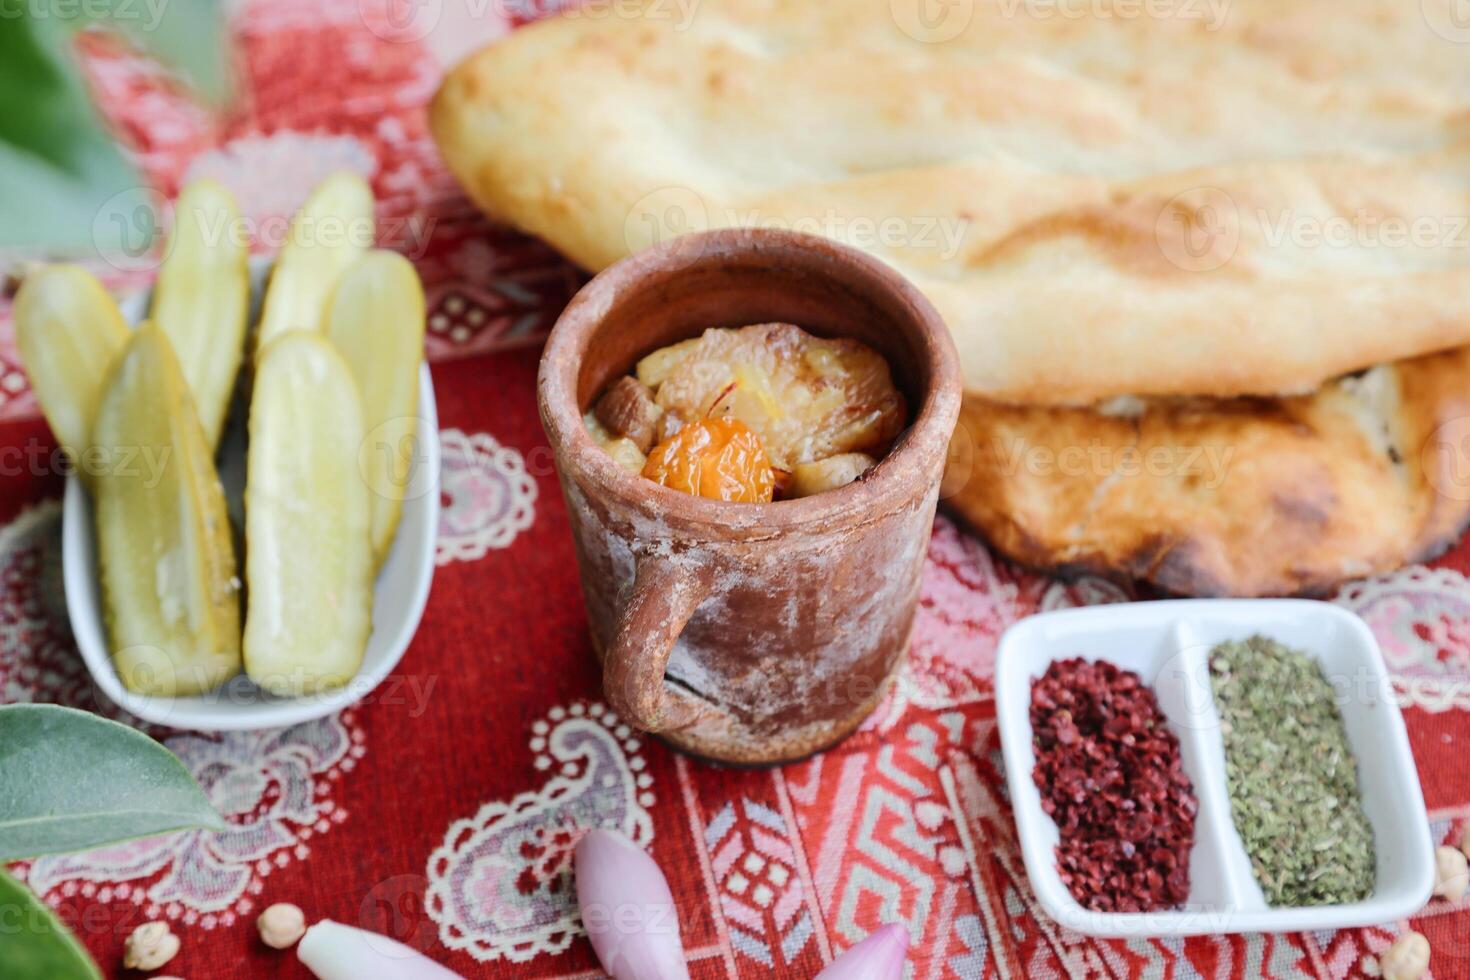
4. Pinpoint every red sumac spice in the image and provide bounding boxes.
[1029,658,1197,912]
